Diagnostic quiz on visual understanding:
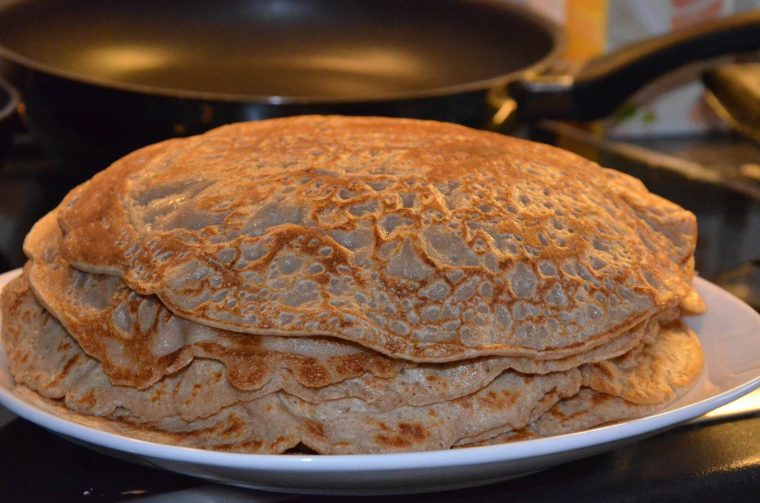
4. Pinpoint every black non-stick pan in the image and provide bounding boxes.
[0,0,758,171]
